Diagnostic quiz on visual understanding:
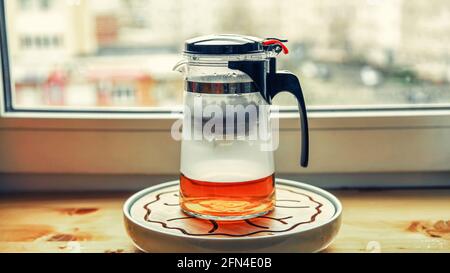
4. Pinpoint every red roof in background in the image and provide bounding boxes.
[85,69,152,81]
